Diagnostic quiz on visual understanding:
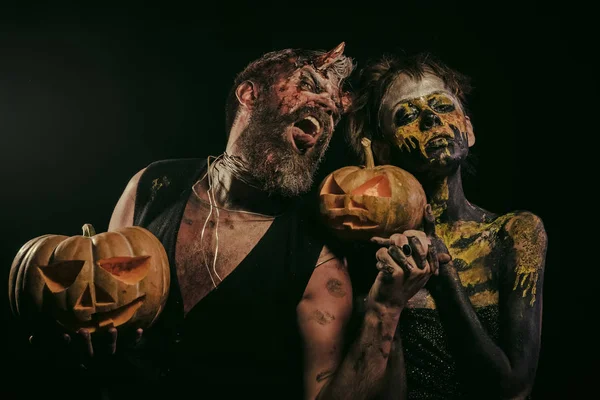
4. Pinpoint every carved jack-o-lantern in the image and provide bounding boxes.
[9,224,170,334]
[319,138,427,241]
